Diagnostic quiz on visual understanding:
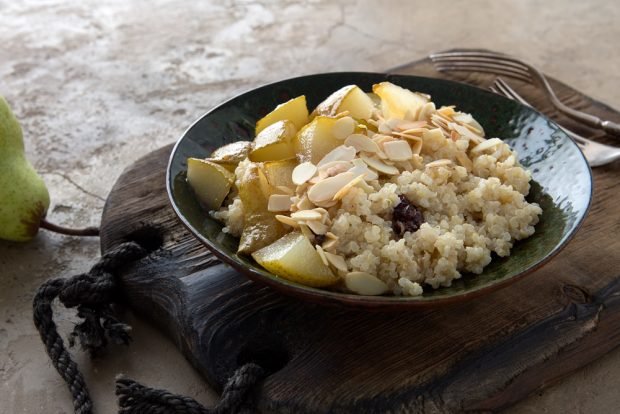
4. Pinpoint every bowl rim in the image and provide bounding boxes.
[166,71,593,309]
